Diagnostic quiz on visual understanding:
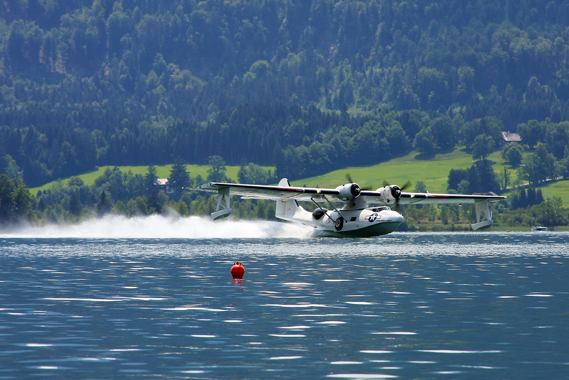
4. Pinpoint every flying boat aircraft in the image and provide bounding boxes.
[197,177,505,237]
